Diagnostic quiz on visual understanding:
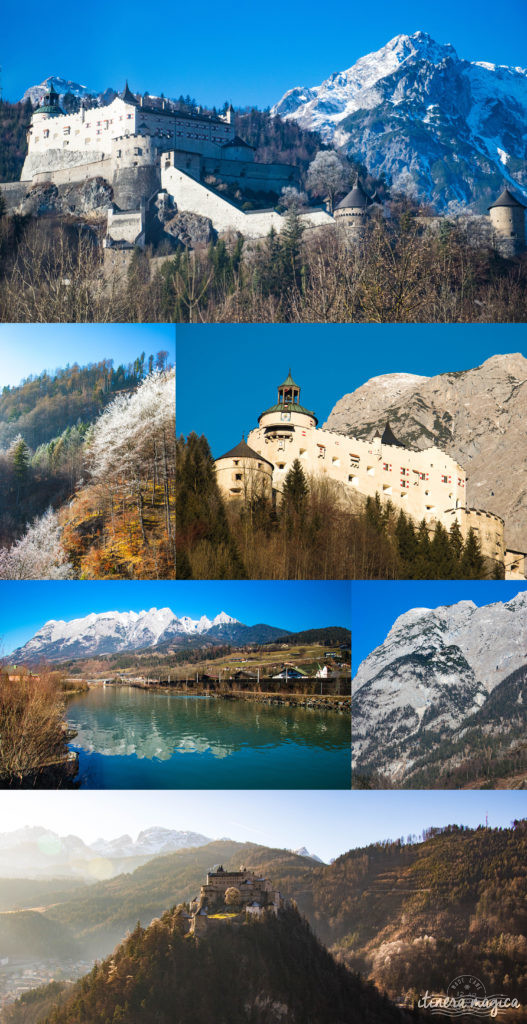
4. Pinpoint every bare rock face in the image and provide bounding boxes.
[352,591,527,779]
[324,353,527,551]
[163,210,214,247]
[16,177,113,217]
